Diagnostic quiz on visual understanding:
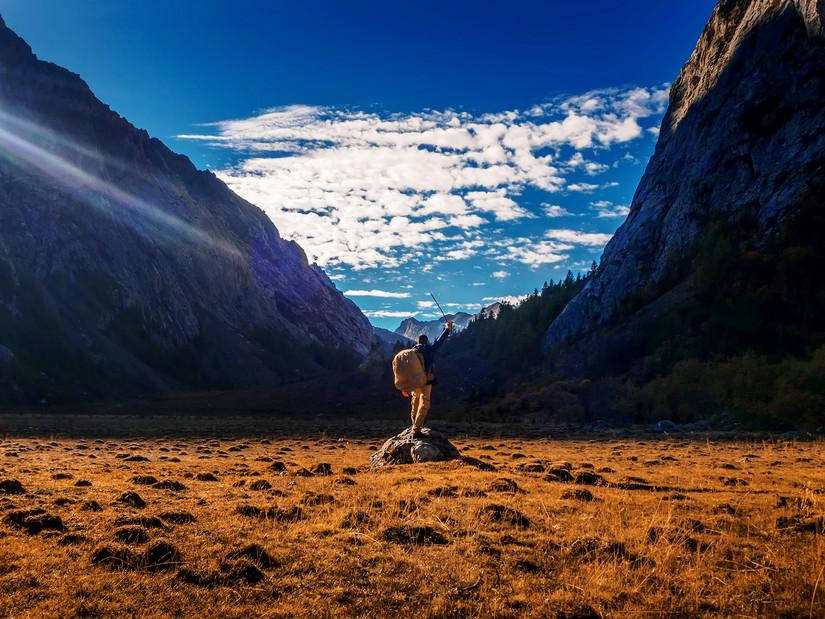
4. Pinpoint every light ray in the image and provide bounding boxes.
[0,109,242,258]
